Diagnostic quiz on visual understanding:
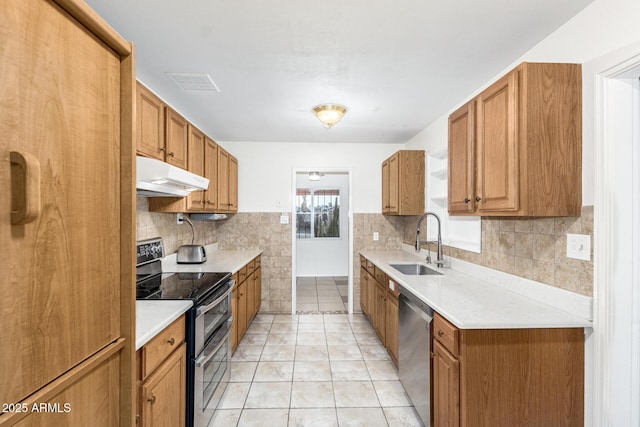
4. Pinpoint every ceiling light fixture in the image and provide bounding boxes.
[308,172,324,181]
[313,104,347,128]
